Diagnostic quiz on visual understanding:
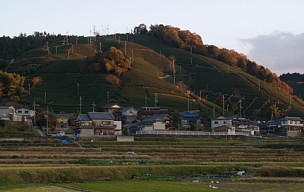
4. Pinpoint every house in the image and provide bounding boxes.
[75,112,122,137]
[104,104,122,120]
[211,116,233,128]
[138,107,169,117]
[0,106,16,120]
[212,125,235,135]
[138,114,169,131]
[122,107,138,124]
[54,113,74,130]
[179,111,203,130]
[211,116,259,135]
[16,108,35,122]
[279,117,304,137]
